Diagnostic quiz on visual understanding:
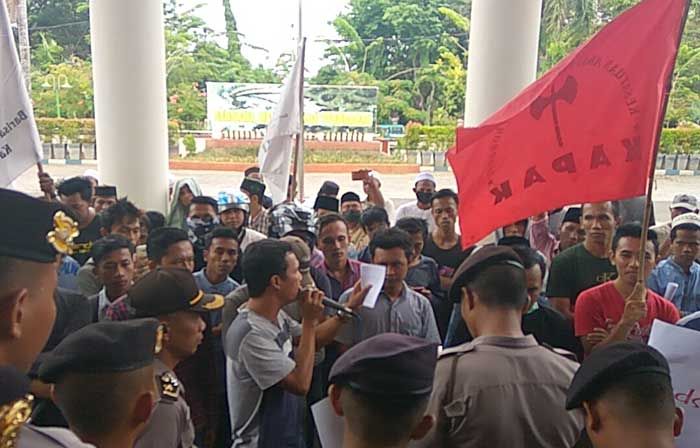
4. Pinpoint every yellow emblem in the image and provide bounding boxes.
[46,211,79,255]
[0,395,33,448]
[154,324,165,355]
